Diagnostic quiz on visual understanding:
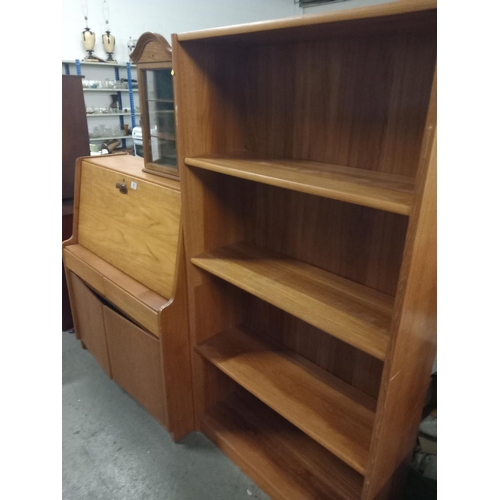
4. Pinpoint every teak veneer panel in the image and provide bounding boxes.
[363,82,437,500]
[104,306,166,425]
[63,244,167,336]
[68,272,111,376]
[191,242,393,360]
[78,160,180,299]
[185,155,414,215]
[87,154,180,191]
[203,391,364,500]
[196,327,376,474]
